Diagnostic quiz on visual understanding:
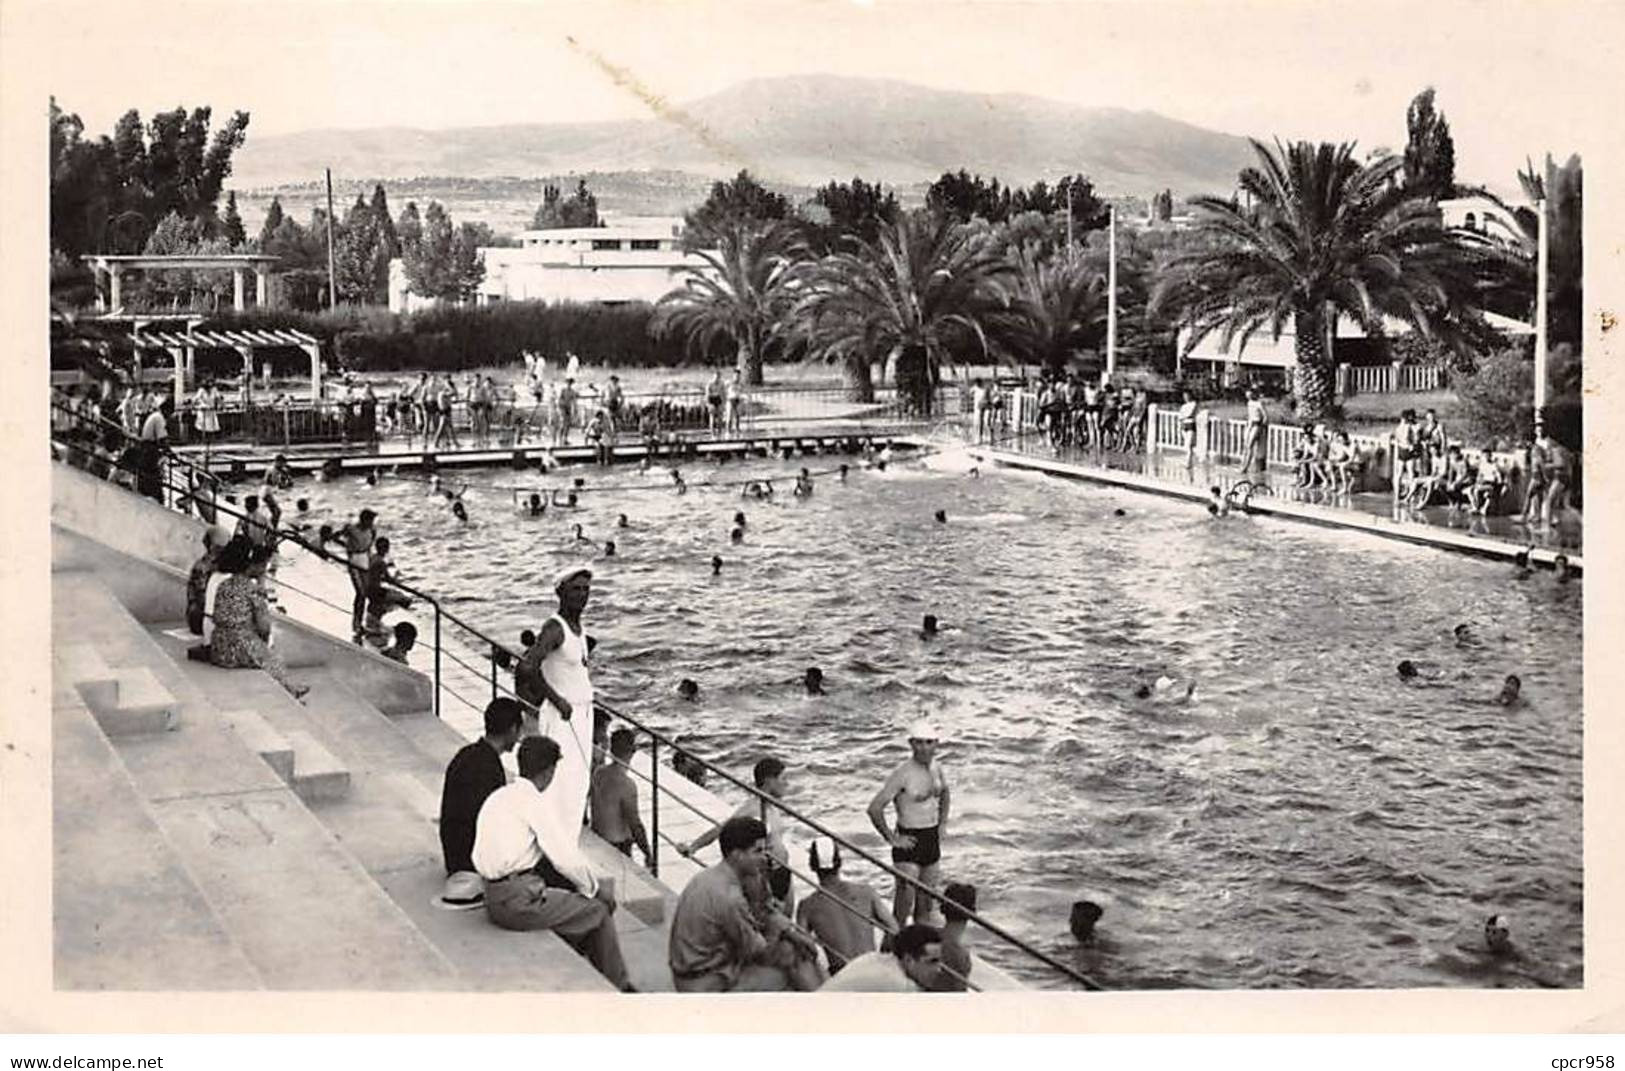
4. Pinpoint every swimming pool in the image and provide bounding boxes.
[274,444,1583,990]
